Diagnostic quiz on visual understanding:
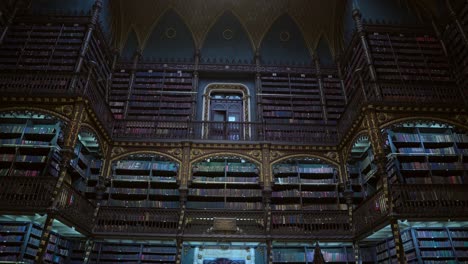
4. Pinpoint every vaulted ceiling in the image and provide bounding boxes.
[109,0,439,58]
